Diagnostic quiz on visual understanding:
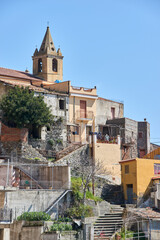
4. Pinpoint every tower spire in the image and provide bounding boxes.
[39,26,56,54]
[32,27,63,82]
